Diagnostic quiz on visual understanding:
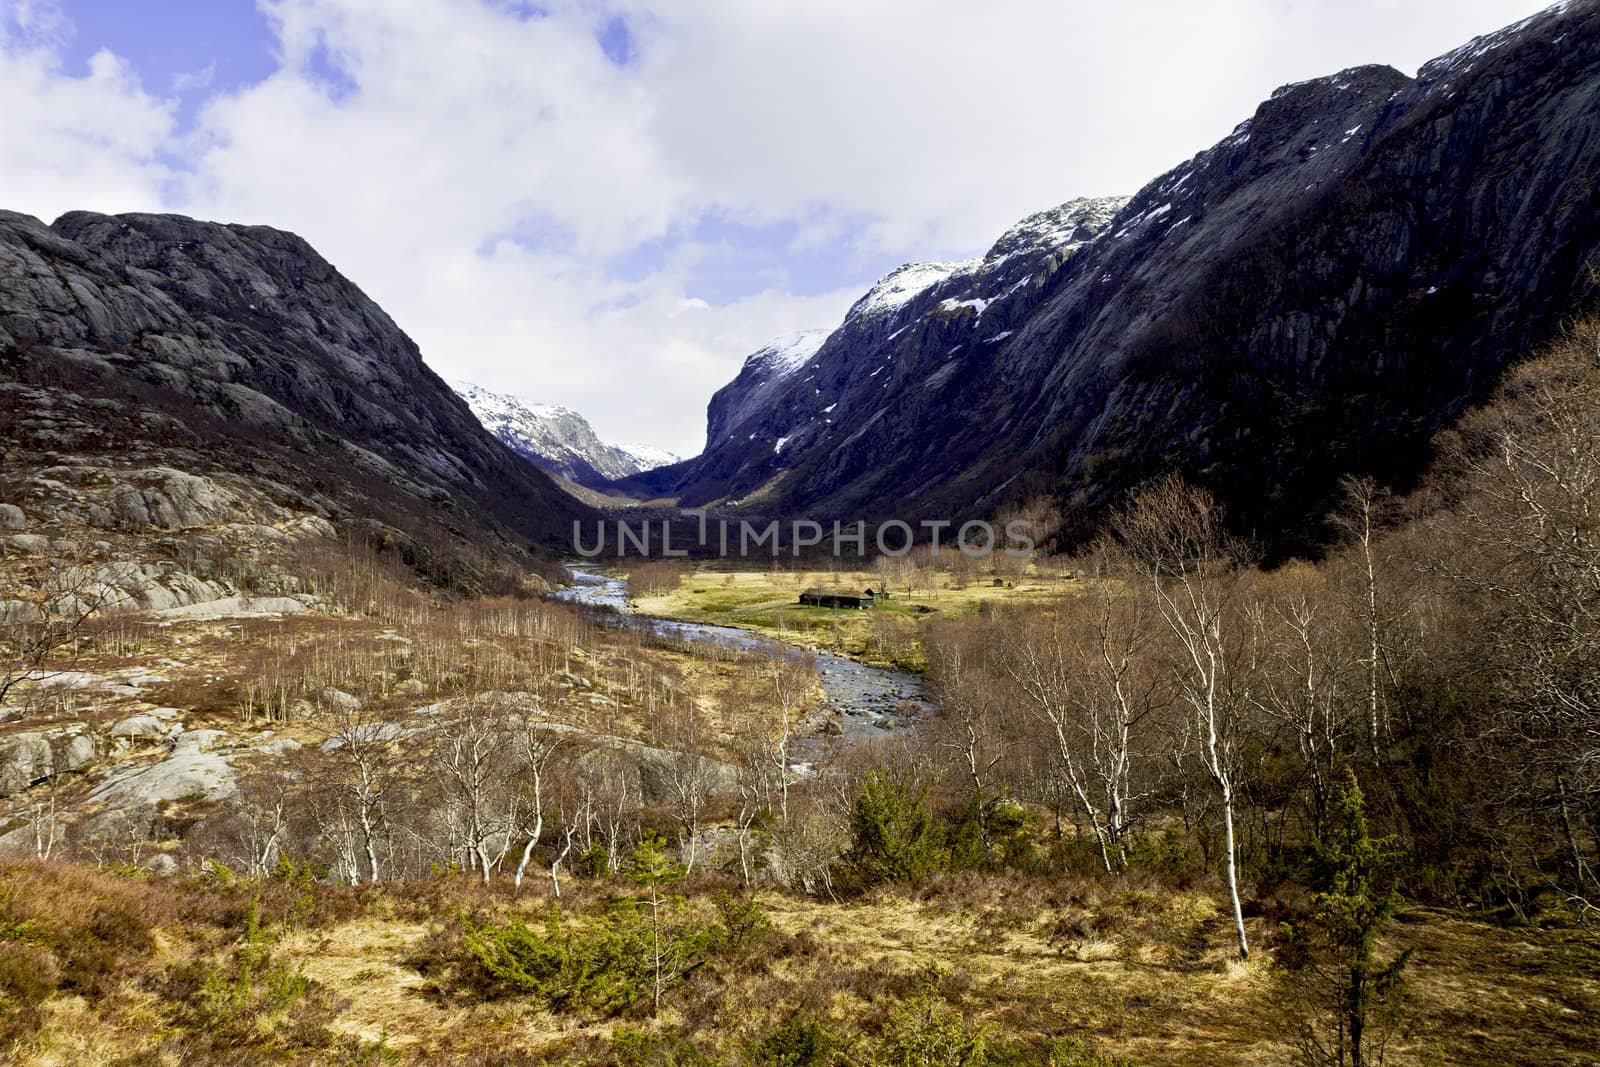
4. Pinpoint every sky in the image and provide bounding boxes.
[0,0,1557,457]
